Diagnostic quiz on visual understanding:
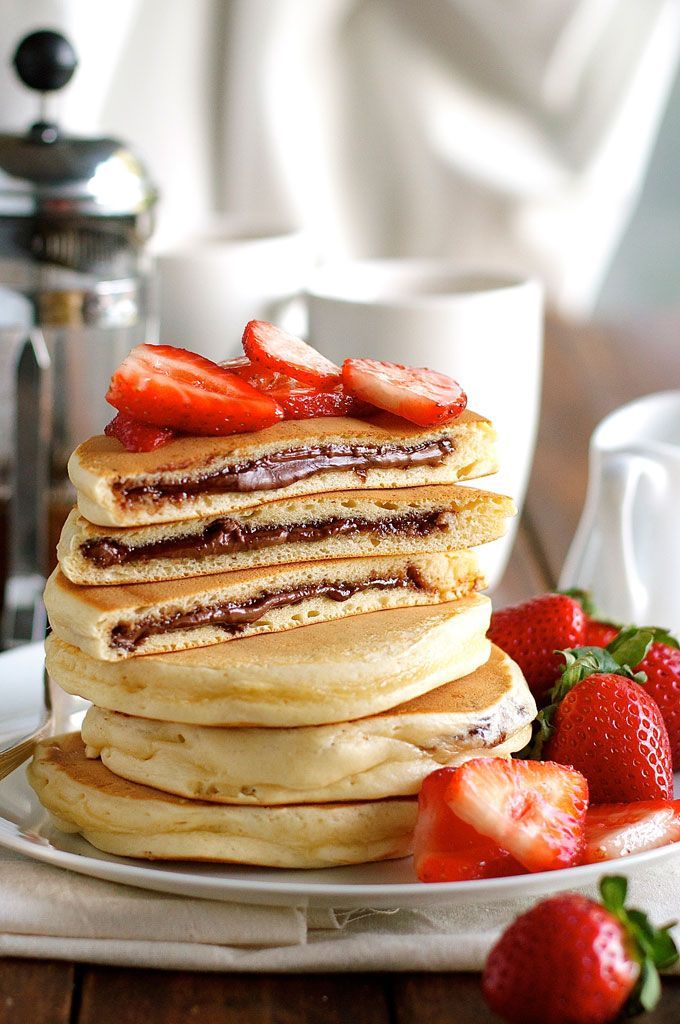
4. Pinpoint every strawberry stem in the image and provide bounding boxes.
[599,876,678,1013]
